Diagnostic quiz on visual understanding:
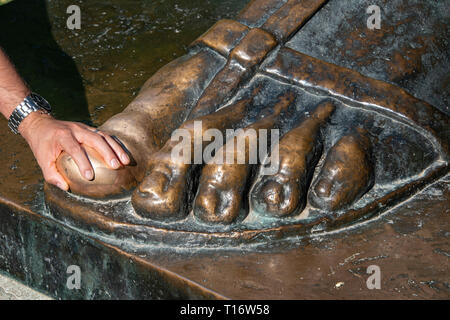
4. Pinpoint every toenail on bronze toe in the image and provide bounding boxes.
[195,185,219,214]
[194,185,222,223]
[138,170,169,195]
[131,161,190,221]
[253,179,300,217]
[261,181,283,205]
[194,183,243,225]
